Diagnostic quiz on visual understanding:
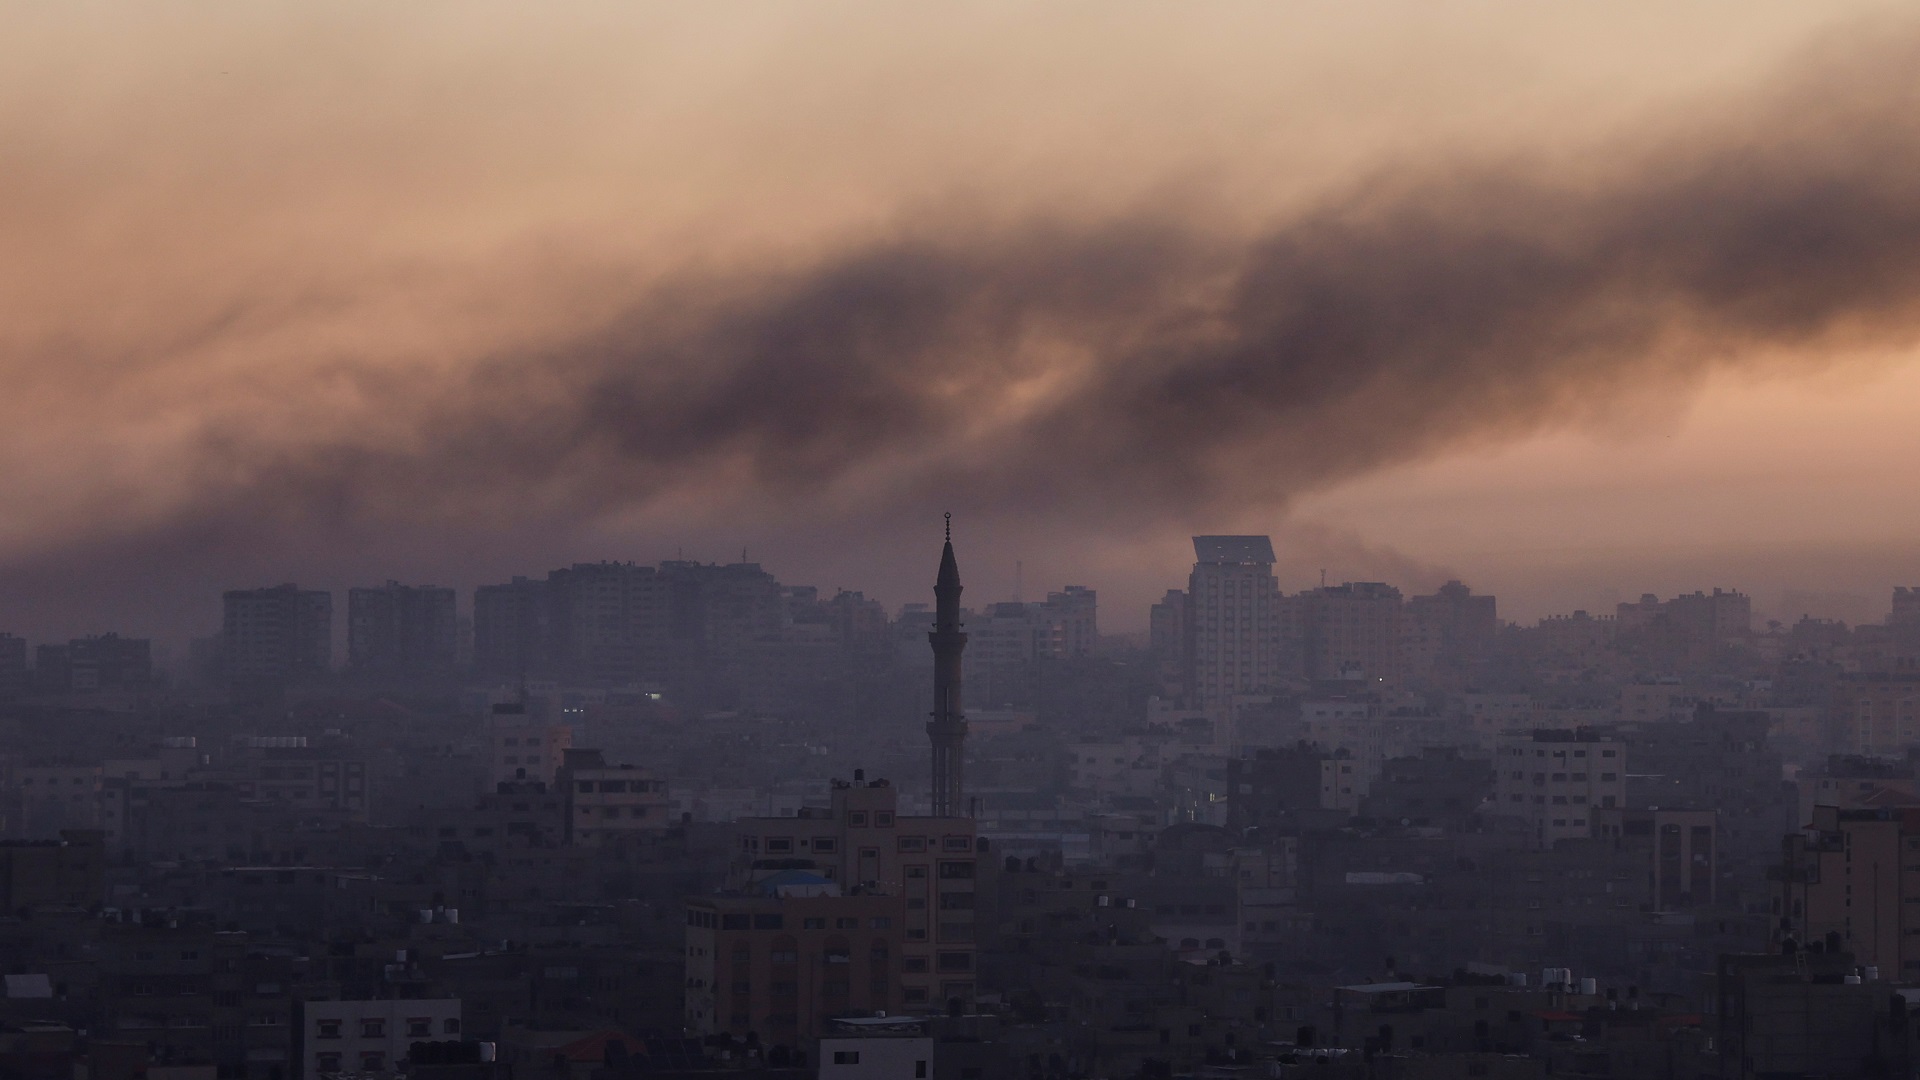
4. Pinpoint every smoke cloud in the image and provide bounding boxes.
[4,14,1920,637]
